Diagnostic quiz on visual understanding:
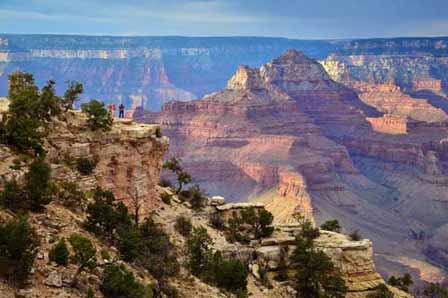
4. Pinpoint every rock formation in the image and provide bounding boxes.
[140,50,448,283]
